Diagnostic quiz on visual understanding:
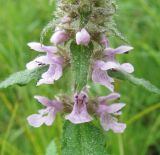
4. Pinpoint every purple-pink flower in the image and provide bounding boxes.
[27,96,63,128]
[92,45,134,91]
[65,91,93,124]
[97,93,126,133]
[92,60,114,91]
[26,42,64,86]
[76,28,91,45]
[27,42,57,53]
[50,28,69,45]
